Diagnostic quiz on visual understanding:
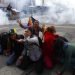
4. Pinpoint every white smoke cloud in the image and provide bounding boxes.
[35,0,42,6]
[0,9,9,25]
[42,0,75,24]
[1,0,75,24]
[35,0,75,24]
